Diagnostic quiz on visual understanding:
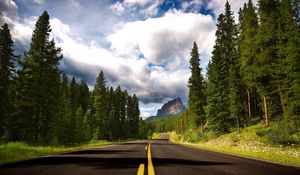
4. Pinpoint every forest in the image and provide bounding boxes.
[0,11,147,146]
[149,0,300,145]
